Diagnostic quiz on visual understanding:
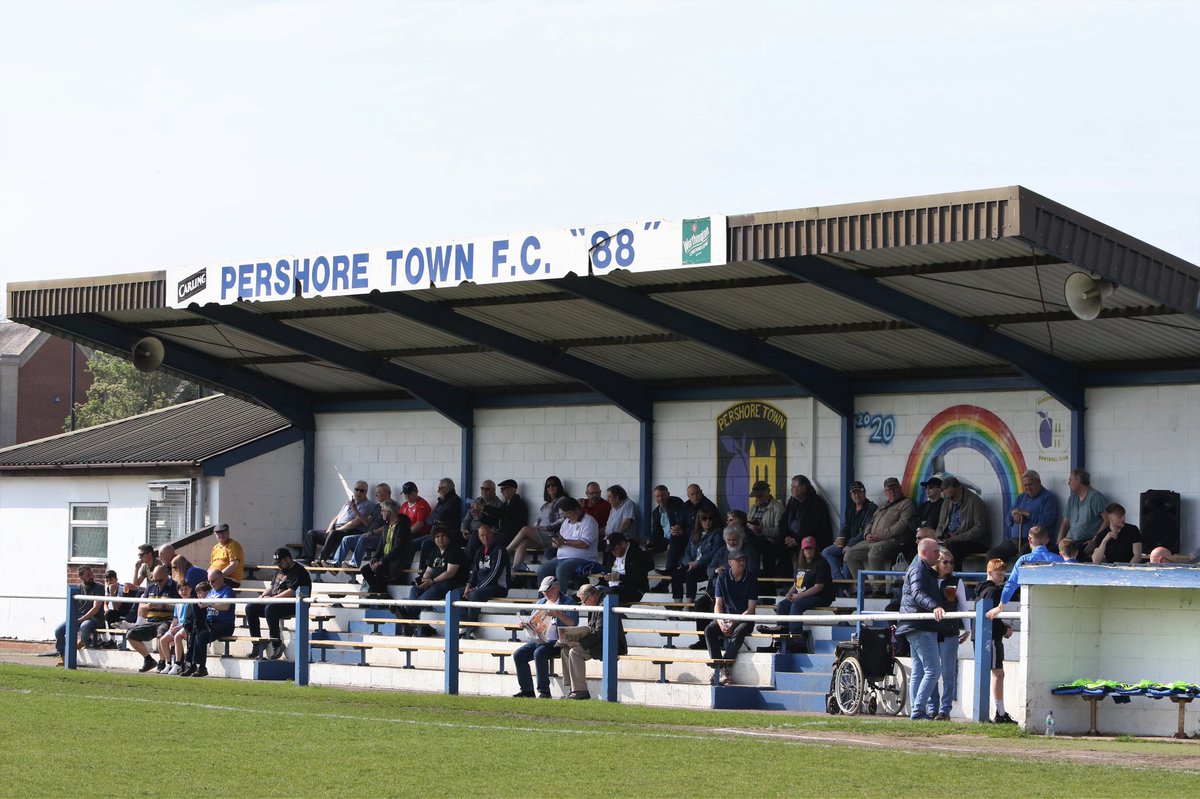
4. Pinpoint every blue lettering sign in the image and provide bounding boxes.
[331,255,350,290]
[387,250,403,286]
[351,252,368,289]
[455,244,473,282]
[220,266,236,299]
[405,248,425,285]
[492,239,509,278]
[520,235,541,275]
[293,258,310,294]
[311,256,330,292]
[274,259,290,295]
[428,245,454,283]
[256,262,272,298]
[237,264,254,298]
